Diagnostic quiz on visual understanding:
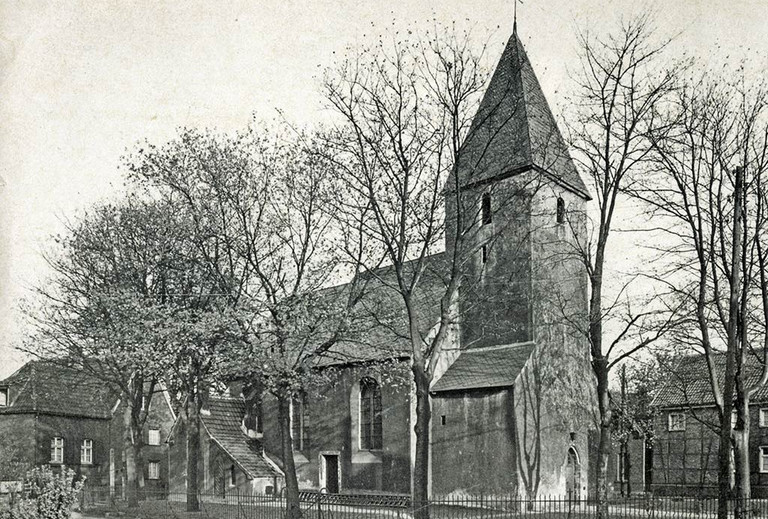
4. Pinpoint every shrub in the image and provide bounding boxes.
[0,466,84,519]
